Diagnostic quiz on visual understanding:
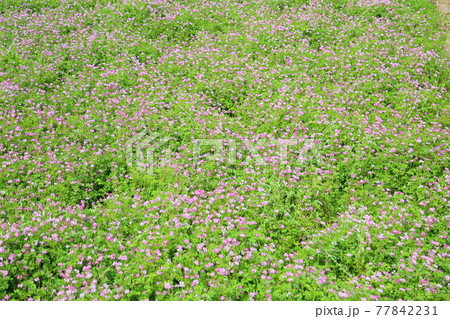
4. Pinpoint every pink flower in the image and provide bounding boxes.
[318,276,328,285]
[338,291,349,298]
[216,268,228,276]
[164,282,172,290]
[194,189,205,196]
